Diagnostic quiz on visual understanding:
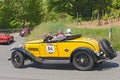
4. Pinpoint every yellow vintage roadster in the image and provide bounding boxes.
[9,34,117,70]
